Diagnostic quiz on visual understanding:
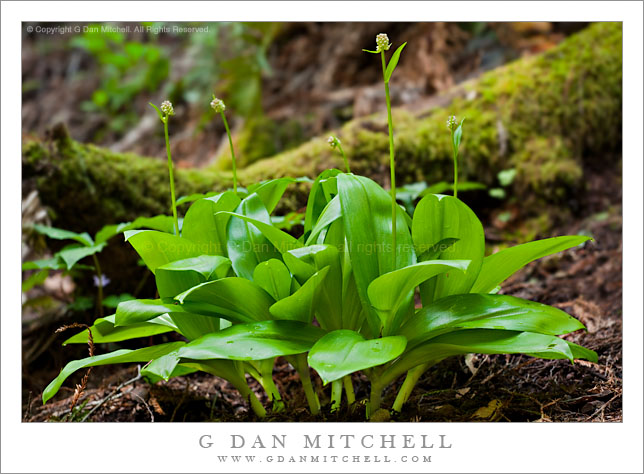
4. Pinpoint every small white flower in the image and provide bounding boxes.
[210,97,226,113]
[328,136,339,148]
[93,274,110,288]
[446,115,457,129]
[160,100,175,116]
[376,33,391,53]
